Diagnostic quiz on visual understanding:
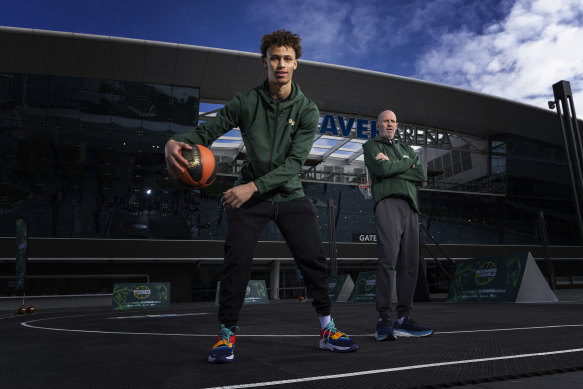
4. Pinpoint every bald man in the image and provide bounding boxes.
[363,110,433,341]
